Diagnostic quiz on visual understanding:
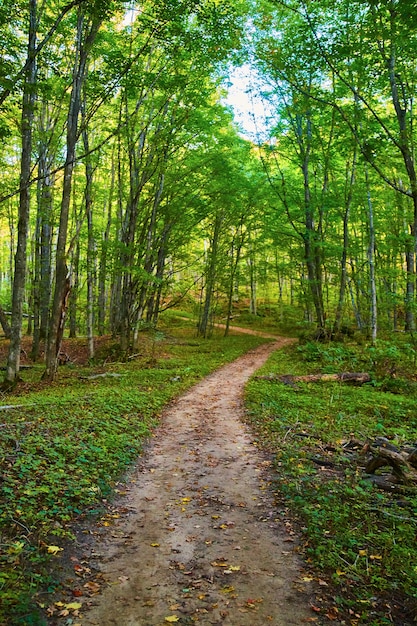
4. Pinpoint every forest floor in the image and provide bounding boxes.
[49,334,321,626]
